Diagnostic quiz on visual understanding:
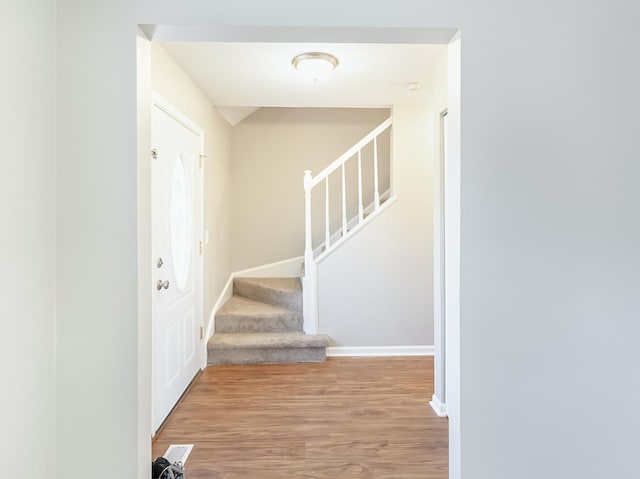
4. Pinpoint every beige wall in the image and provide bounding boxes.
[150,43,233,320]
[318,50,448,347]
[230,107,390,271]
